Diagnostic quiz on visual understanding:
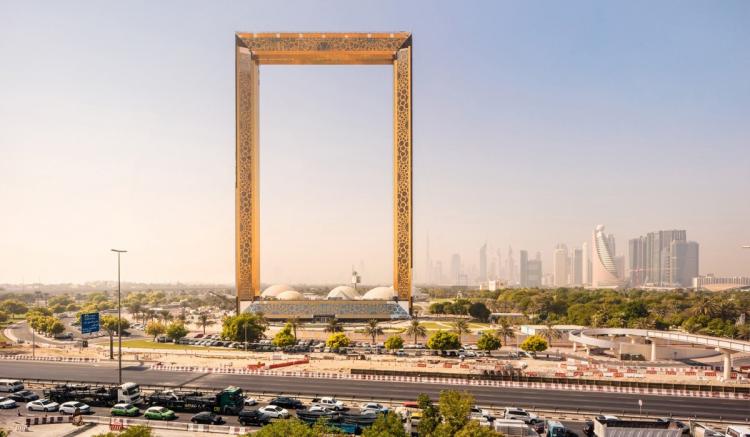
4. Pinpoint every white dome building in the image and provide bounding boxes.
[261,284,296,299]
[362,286,396,300]
[326,286,360,300]
[276,290,305,300]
